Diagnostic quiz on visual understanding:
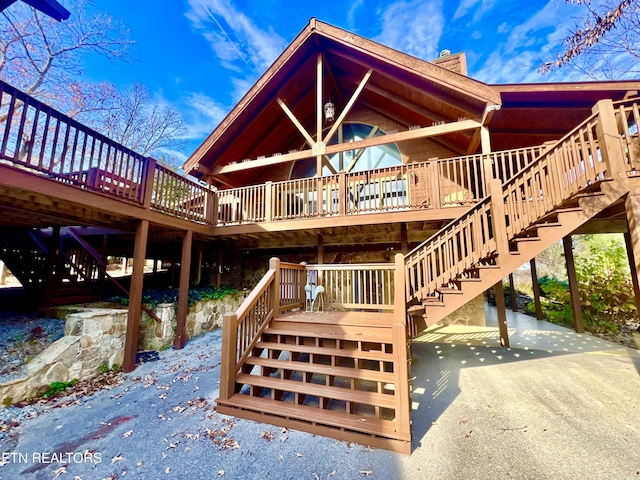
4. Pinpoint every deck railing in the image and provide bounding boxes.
[219,255,407,400]
[0,80,212,224]
[614,97,640,172]
[404,98,632,305]
[213,146,545,226]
